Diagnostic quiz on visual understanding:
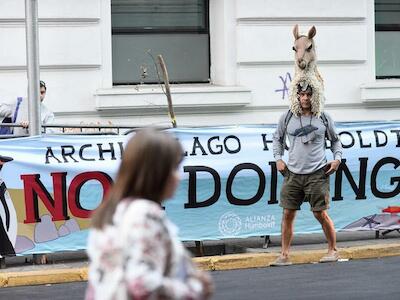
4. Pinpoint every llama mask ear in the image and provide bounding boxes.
[293,24,300,40]
[308,26,316,39]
